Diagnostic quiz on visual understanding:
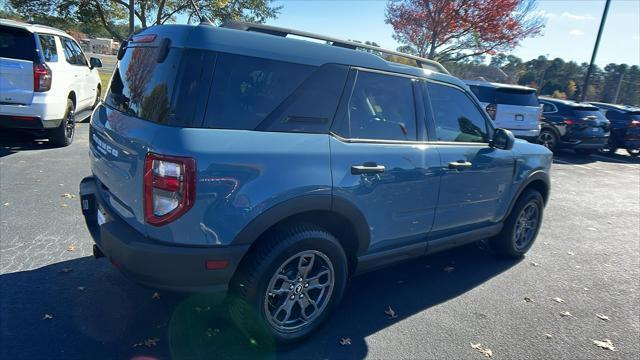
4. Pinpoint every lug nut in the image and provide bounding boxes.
[290,295,295,300]
[299,294,304,298]
[289,285,294,290]
[304,283,309,288]
[298,277,303,282]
